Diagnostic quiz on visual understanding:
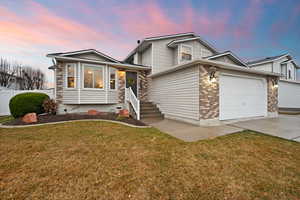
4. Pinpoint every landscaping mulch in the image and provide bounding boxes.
[3,113,147,126]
